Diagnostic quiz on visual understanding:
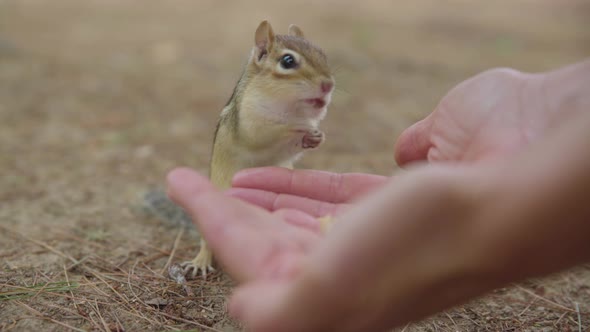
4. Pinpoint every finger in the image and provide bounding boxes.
[167,168,277,282]
[232,167,387,203]
[273,209,321,233]
[394,114,434,167]
[227,187,350,217]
